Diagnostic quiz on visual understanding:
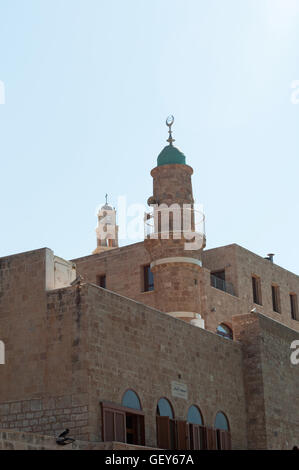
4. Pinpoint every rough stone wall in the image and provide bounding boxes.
[0,250,91,439]
[199,267,240,333]
[235,245,299,331]
[233,312,299,449]
[202,244,299,333]
[150,163,194,206]
[74,243,299,336]
[202,244,240,296]
[0,396,88,438]
[1,248,298,450]
[73,242,156,309]
[0,249,48,402]
[84,283,248,449]
[0,429,150,450]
